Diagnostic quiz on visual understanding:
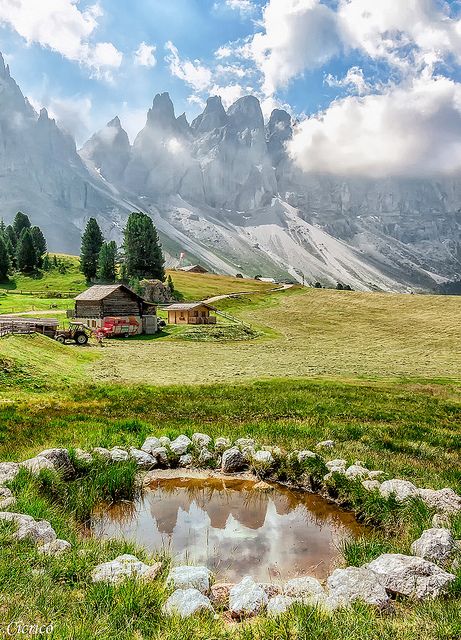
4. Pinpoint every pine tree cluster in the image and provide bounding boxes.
[79,212,165,286]
[0,212,48,281]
